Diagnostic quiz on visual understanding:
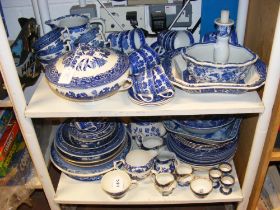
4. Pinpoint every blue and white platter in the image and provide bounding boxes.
[163,118,242,143]
[55,136,127,166]
[165,134,237,166]
[55,122,126,159]
[50,134,132,180]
